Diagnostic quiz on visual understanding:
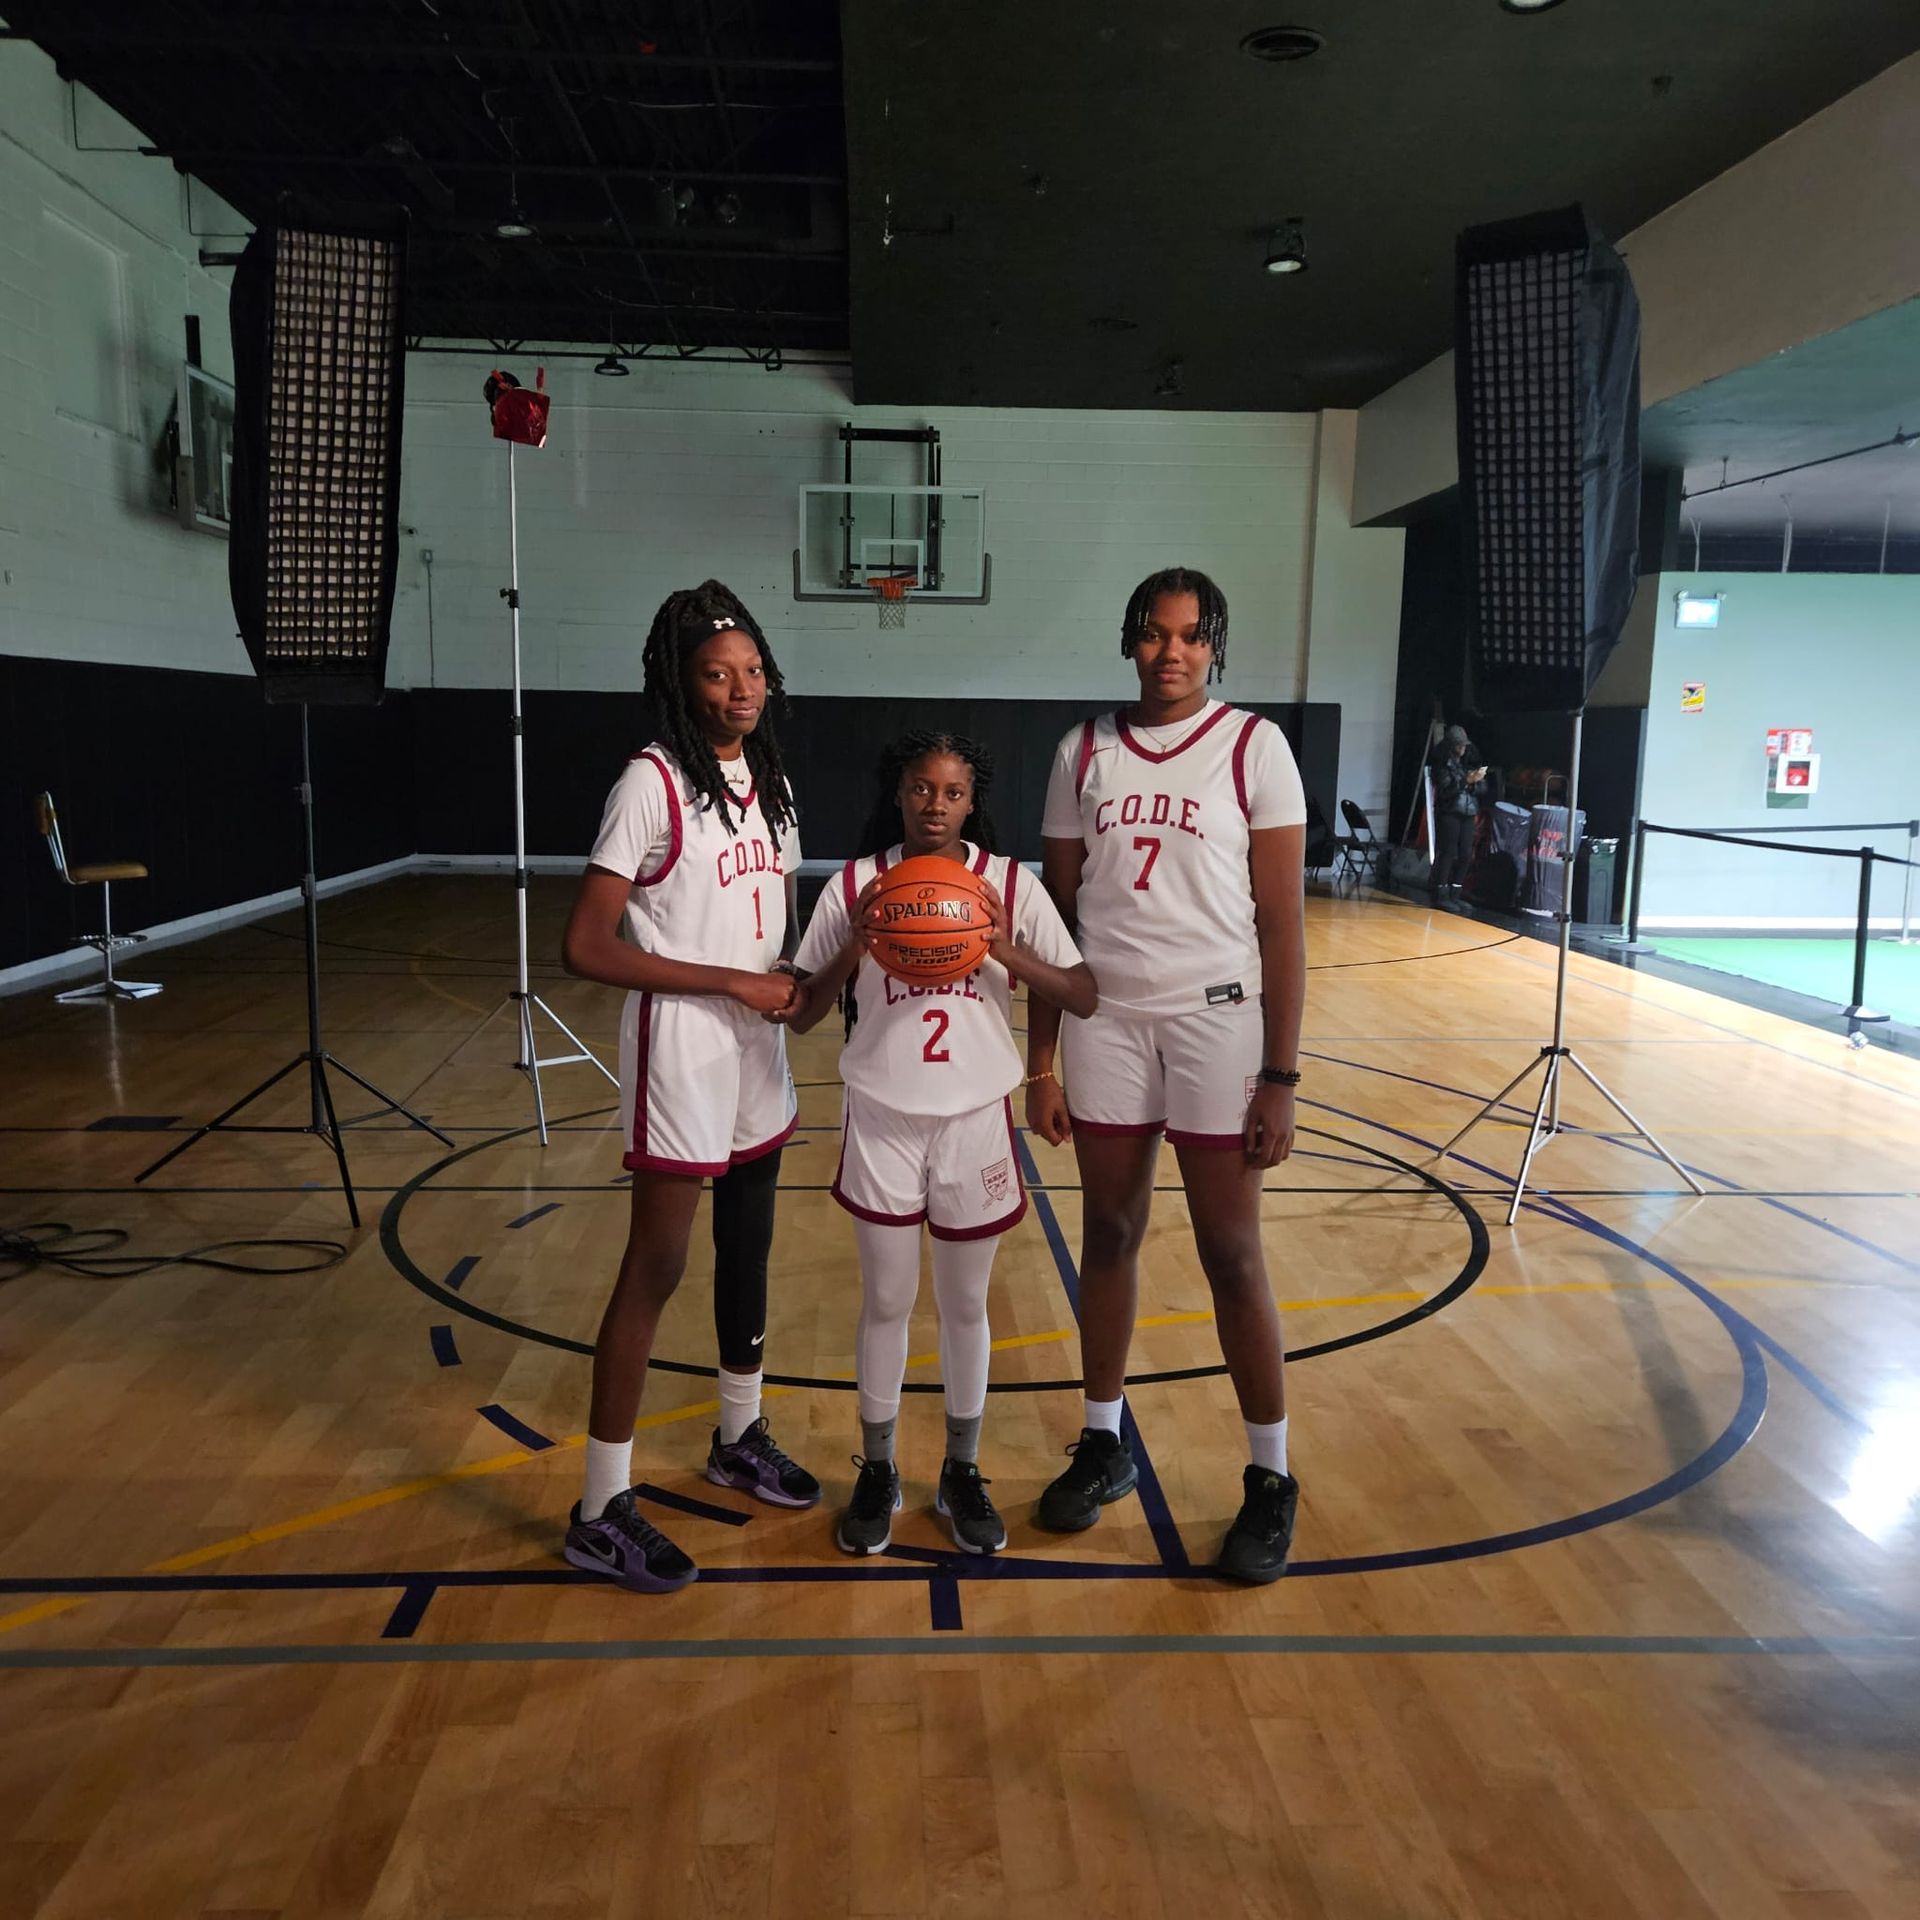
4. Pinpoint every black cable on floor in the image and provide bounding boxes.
[0,1222,348,1282]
